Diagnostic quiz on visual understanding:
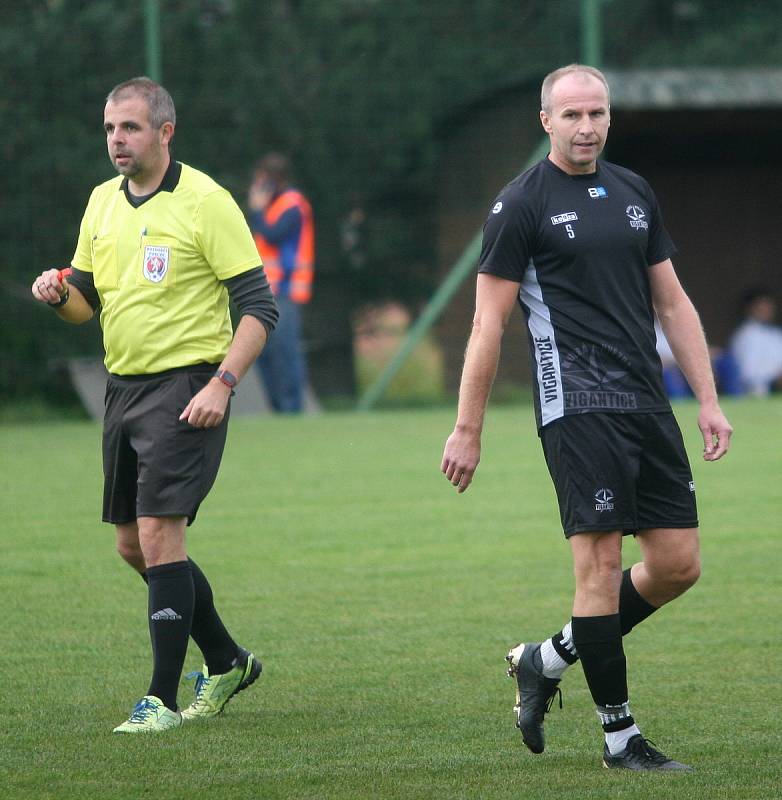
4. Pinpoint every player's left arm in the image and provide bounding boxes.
[182,189,279,428]
[179,313,268,428]
[649,258,733,460]
[180,266,278,428]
